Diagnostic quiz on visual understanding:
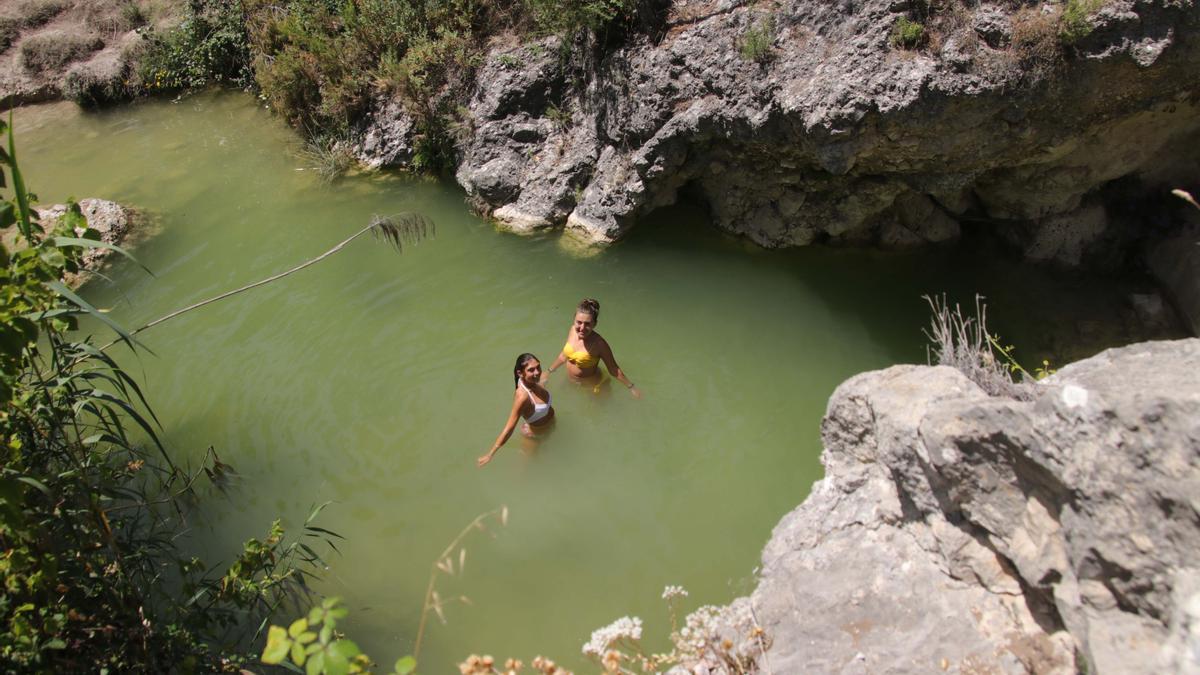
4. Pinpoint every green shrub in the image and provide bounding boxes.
[523,0,643,38]
[237,0,660,171]
[1060,0,1104,45]
[890,16,926,49]
[138,0,253,93]
[19,32,103,73]
[738,16,775,63]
